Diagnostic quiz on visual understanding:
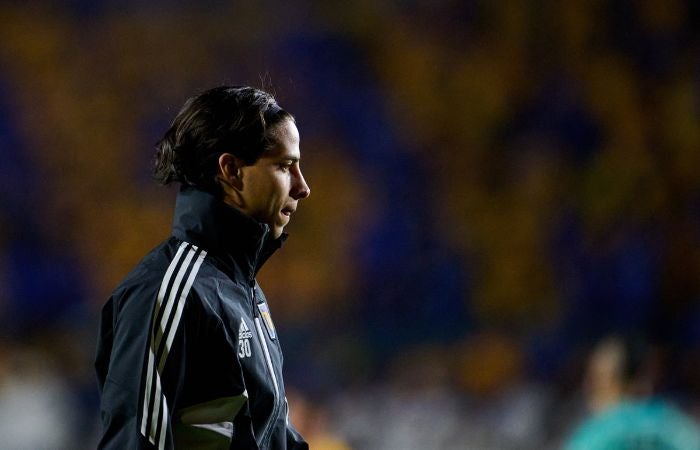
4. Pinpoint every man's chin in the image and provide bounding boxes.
[271,226,284,239]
